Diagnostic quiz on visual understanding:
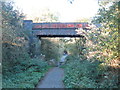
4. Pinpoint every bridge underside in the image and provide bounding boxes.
[36,35,84,37]
[32,29,84,37]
